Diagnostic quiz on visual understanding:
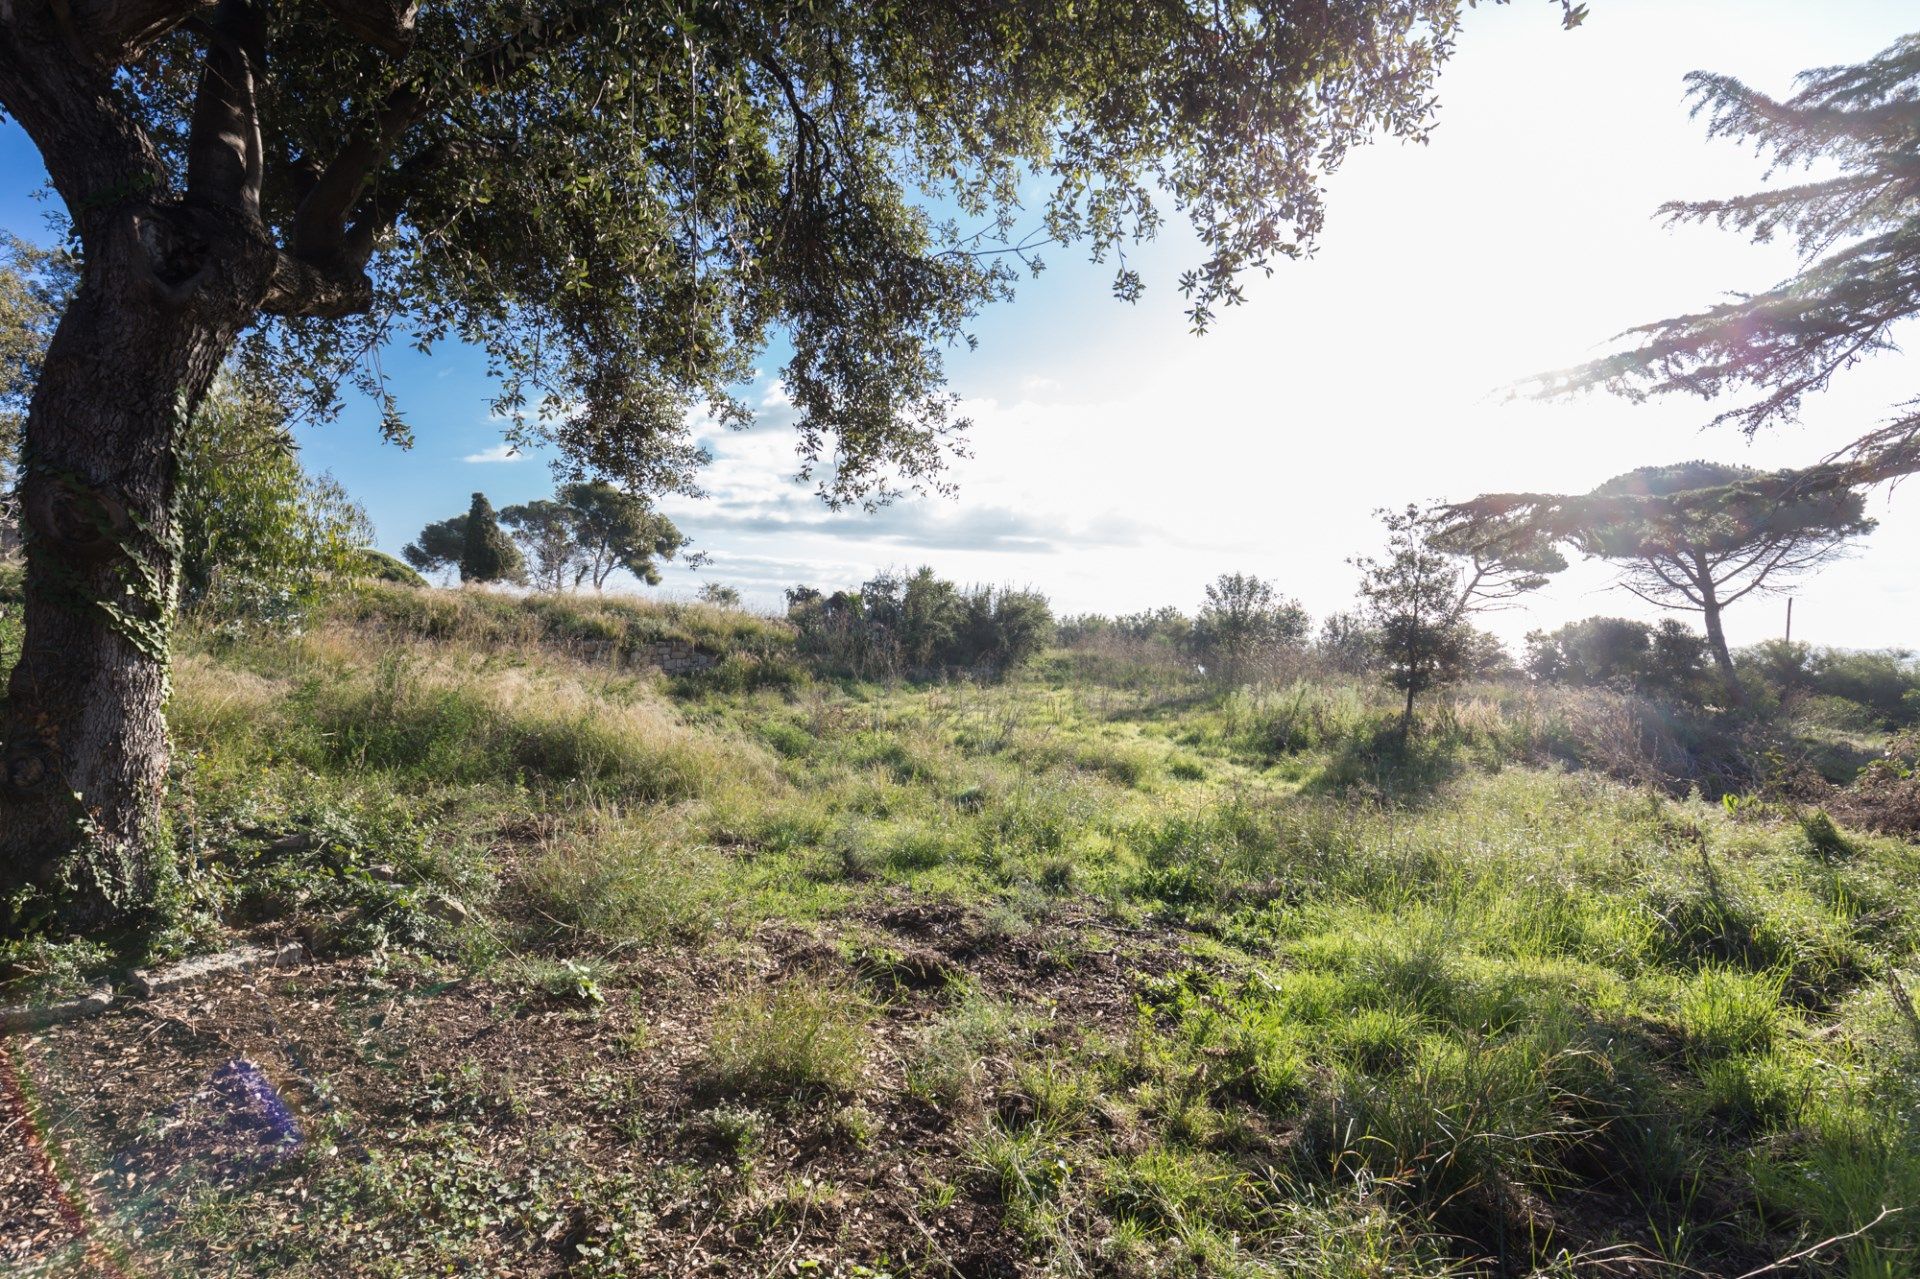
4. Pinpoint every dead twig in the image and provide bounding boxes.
[1731,1206,1901,1279]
